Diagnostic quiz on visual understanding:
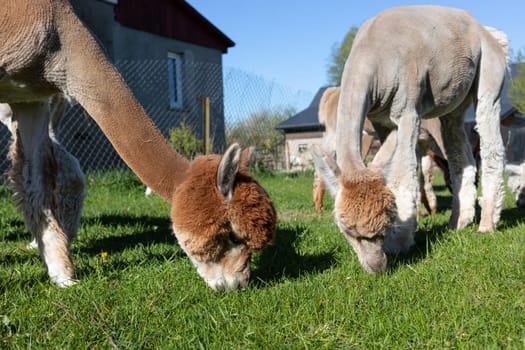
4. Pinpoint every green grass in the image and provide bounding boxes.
[1,170,524,349]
